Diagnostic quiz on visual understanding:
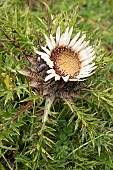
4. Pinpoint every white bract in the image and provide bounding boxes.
[35,26,96,82]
